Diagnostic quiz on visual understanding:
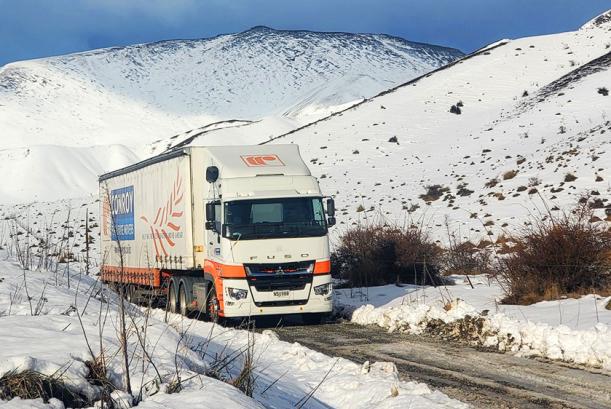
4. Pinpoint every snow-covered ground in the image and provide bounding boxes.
[336,275,611,371]
[266,10,611,242]
[0,252,468,408]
